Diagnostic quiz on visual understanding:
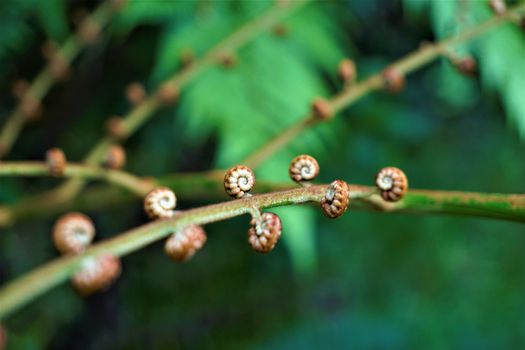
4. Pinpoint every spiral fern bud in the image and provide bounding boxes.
[321,180,349,218]
[71,255,121,296]
[53,212,95,254]
[289,154,320,184]
[78,18,101,44]
[376,167,408,202]
[144,187,177,219]
[165,225,207,262]
[157,82,179,105]
[224,165,255,198]
[248,212,282,253]
[106,116,126,140]
[46,148,67,176]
